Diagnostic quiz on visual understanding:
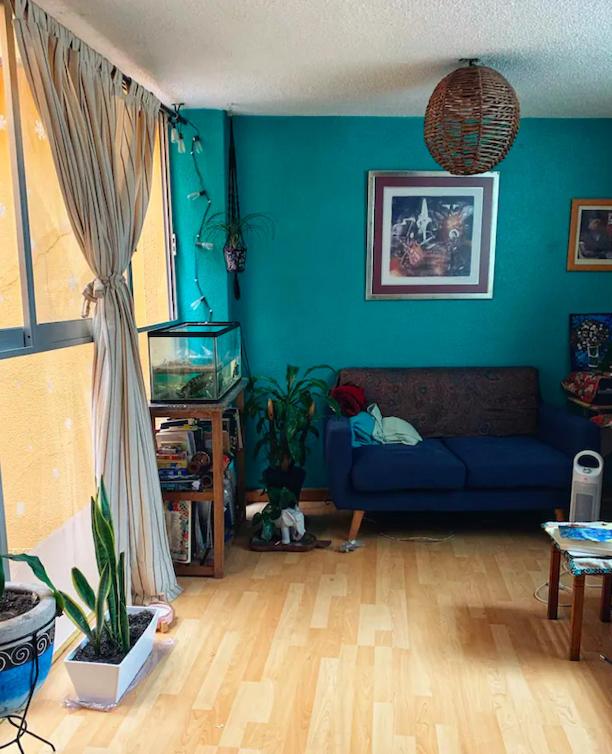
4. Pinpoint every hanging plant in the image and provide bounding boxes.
[201,210,273,291]
[209,116,273,299]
